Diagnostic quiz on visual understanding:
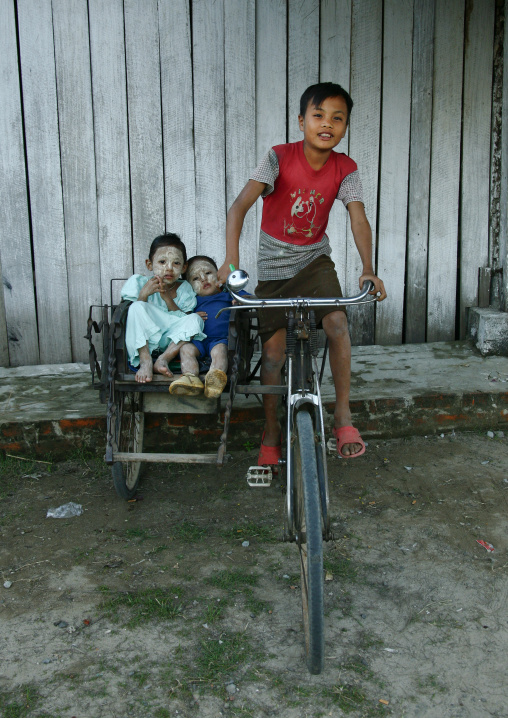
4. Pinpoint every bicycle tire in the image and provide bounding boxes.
[111,392,144,500]
[294,409,324,674]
